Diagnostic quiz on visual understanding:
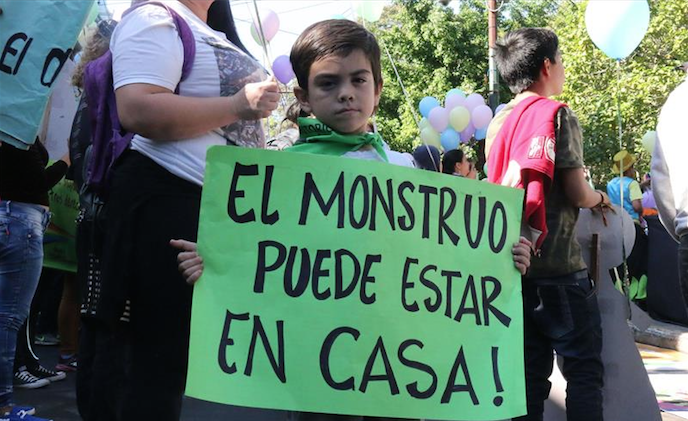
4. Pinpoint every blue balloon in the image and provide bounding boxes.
[585,0,650,60]
[440,129,460,151]
[475,127,487,140]
[419,97,440,118]
[446,88,465,98]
